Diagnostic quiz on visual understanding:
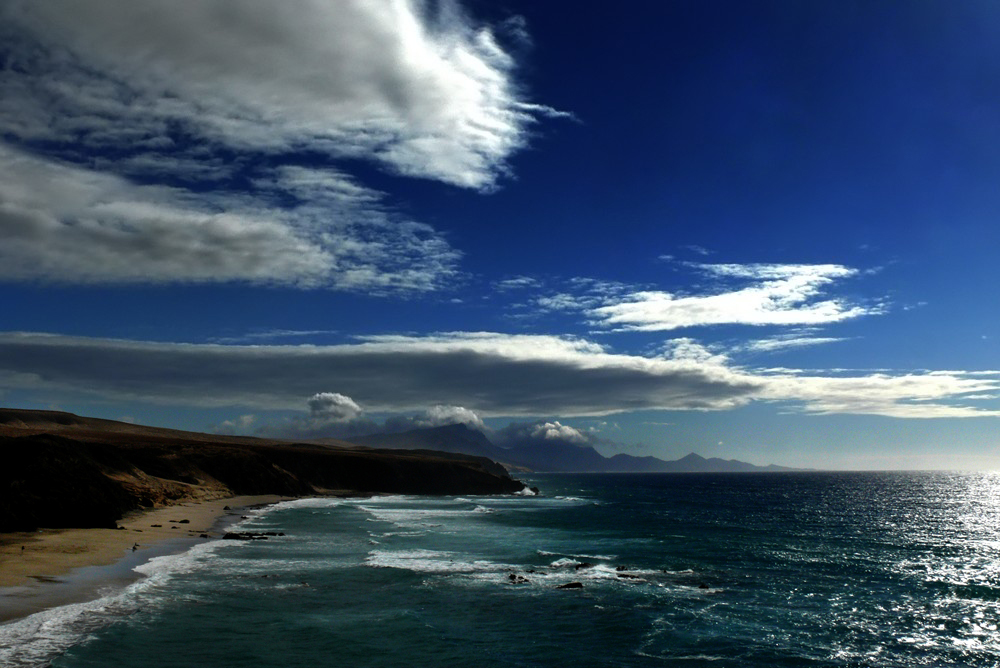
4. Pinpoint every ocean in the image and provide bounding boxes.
[4,471,1000,667]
